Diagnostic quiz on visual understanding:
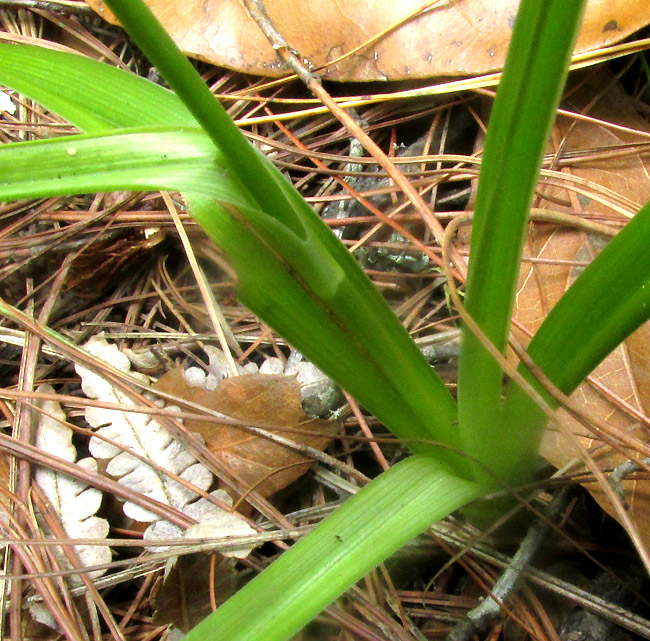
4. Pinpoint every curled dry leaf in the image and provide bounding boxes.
[76,336,254,549]
[87,0,650,81]
[33,384,111,583]
[512,68,650,541]
[76,336,213,525]
[154,365,337,502]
